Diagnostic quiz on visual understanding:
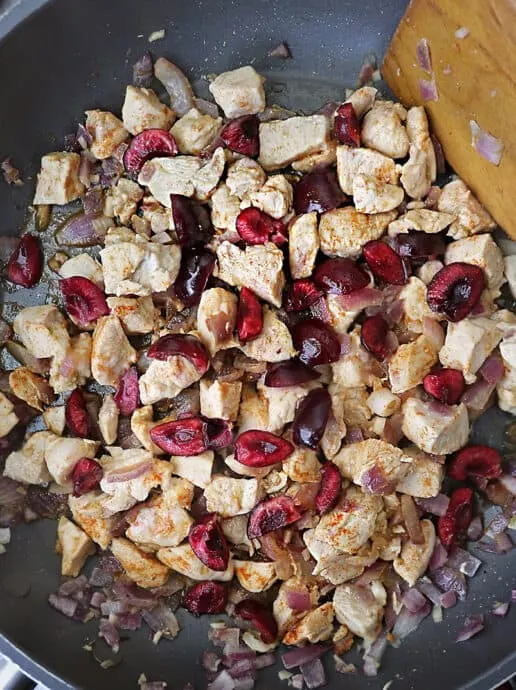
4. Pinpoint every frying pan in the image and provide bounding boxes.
[0,0,515,688]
